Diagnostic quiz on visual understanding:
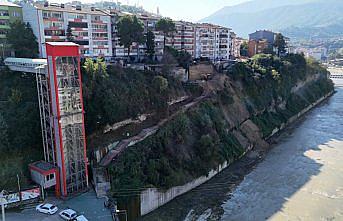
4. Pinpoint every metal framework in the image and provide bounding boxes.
[45,42,89,197]
[5,42,89,197]
[35,71,56,164]
[55,57,87,195]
